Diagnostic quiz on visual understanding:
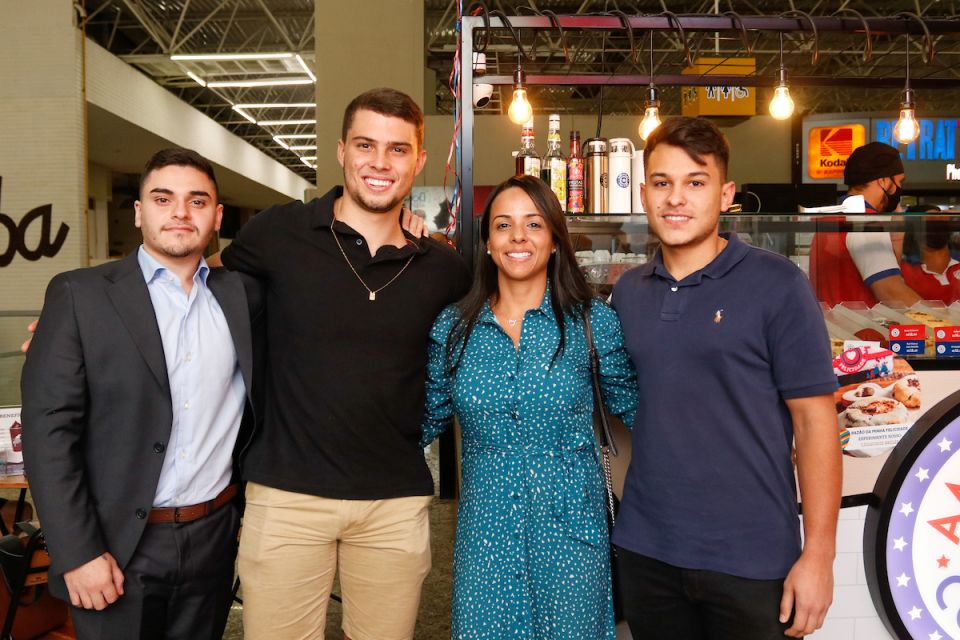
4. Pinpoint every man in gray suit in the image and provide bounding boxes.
[21,148,260,640]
